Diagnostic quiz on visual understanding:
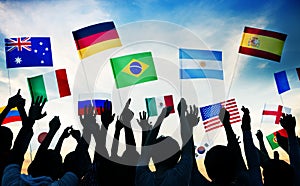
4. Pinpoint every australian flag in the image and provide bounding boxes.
[5,37,53,68]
